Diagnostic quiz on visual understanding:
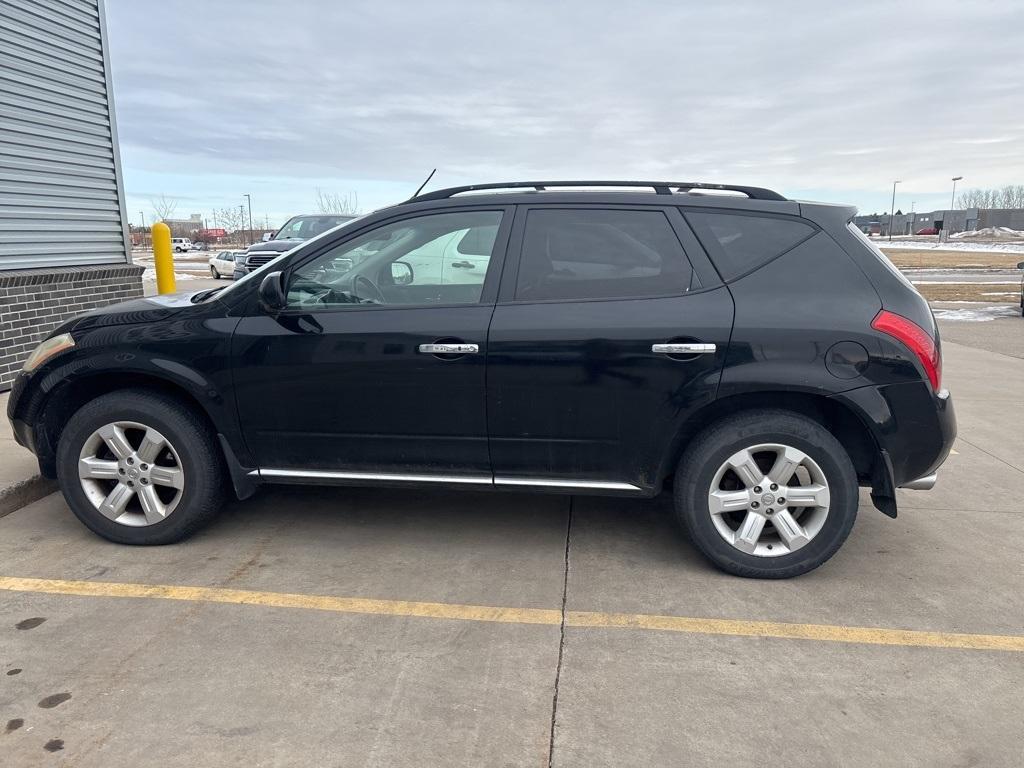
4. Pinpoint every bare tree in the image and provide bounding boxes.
[957,185,1024,209]
[315,188,359,215]
[999,185,1024,208]
[151,193,179,221]
[213,207,248,243]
